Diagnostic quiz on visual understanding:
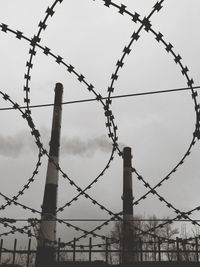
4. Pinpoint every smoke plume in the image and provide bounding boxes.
[0,131,124,158]
[61,135,114,157]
